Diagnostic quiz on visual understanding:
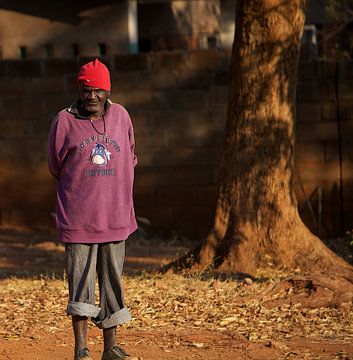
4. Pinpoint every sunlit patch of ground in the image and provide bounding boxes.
[1,227,353,359]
